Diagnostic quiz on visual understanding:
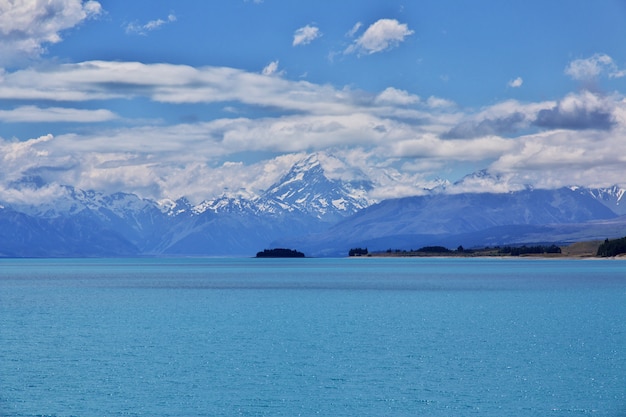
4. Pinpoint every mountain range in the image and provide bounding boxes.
[0,153,624,257]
